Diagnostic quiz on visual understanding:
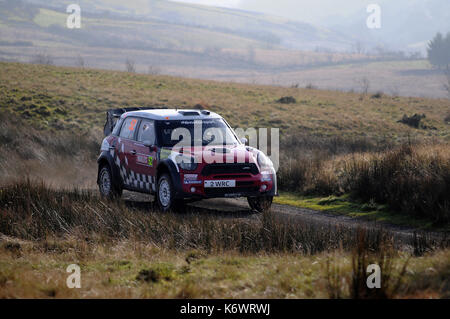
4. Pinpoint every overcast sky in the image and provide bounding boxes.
[170,0,375,25]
